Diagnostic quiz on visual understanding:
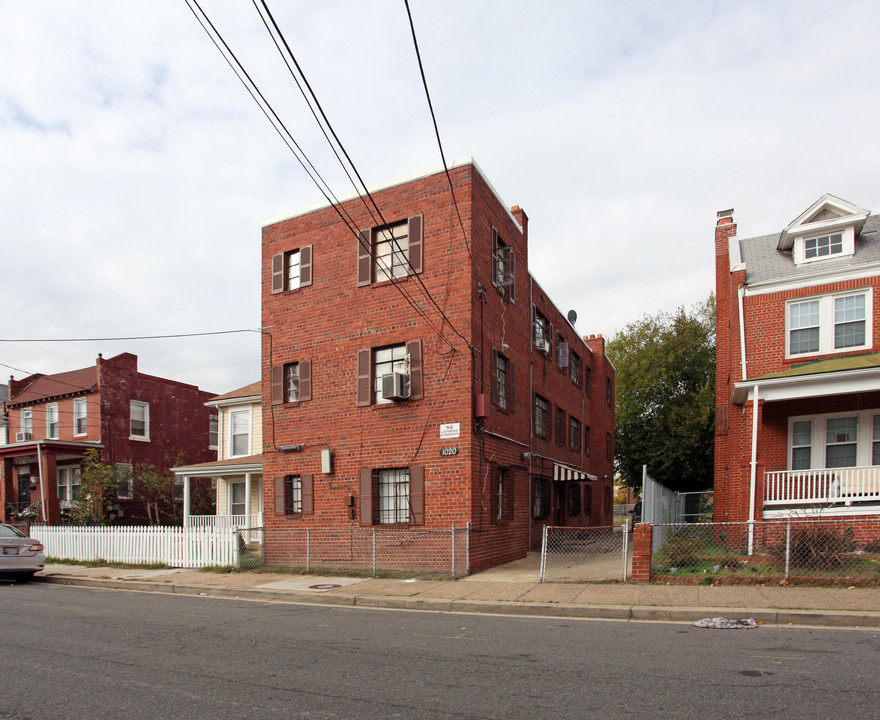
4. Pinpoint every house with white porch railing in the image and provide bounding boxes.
[715,195,880,524]
[173,382,263,533]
